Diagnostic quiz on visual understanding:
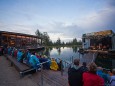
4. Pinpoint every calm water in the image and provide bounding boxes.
[42,47,113,69]
[43,47,80,63]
